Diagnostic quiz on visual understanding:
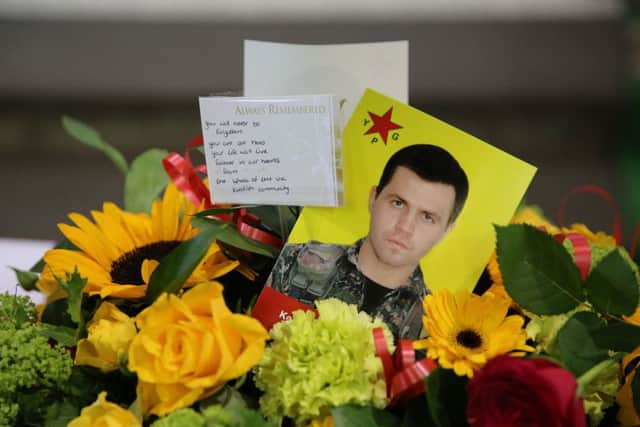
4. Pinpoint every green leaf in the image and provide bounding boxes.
[592,320,640,353]
[331,404,399,427]
[192,217,279,258]
[123,149,170,212]
[44,400,80,427]
[38,324,77,347]
[424,368,470,427]
[584,248,640,316]
[41,298,74,327]
[248,205,299,240]
[146,228,217,303]
[54,267,87,327]
[10,267,39,290]
[62,115,128,174]
[496,224,584,315]
[632,367,640,419]
[557,311,609,377]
